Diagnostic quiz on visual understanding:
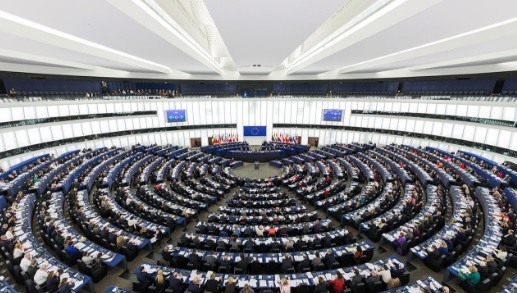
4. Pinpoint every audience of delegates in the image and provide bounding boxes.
[107,88,178,97]
[3,142,517,293]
